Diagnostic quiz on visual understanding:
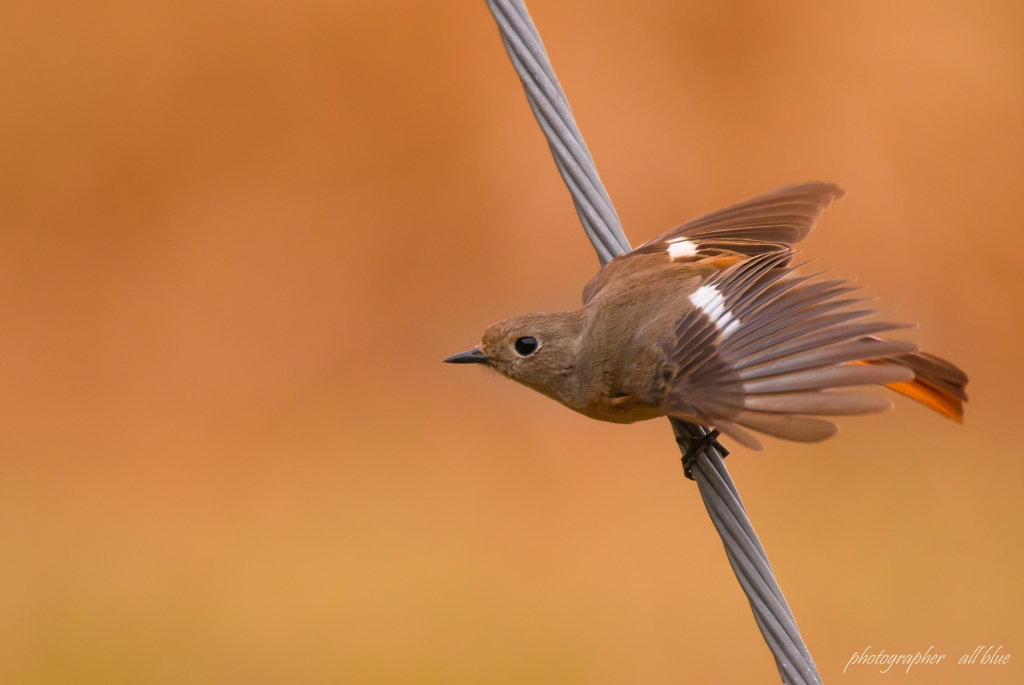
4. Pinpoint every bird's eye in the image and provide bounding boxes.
[514,336,538,357]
